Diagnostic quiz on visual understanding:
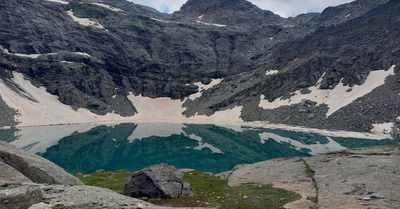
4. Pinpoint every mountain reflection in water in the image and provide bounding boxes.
[1,123,397,174]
